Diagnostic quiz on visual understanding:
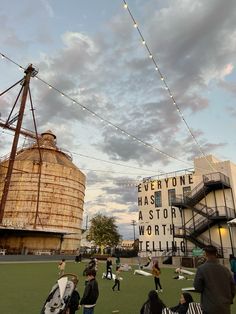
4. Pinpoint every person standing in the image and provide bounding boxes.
[140,290,165,314]
[152,261,162,292]
[115,255,121,269]
[75,249,82,263]
[112,266,121,291]
[80,269,99,314]
[194,245,235,314]
[105,256,113,279]
[58,259,66,276]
